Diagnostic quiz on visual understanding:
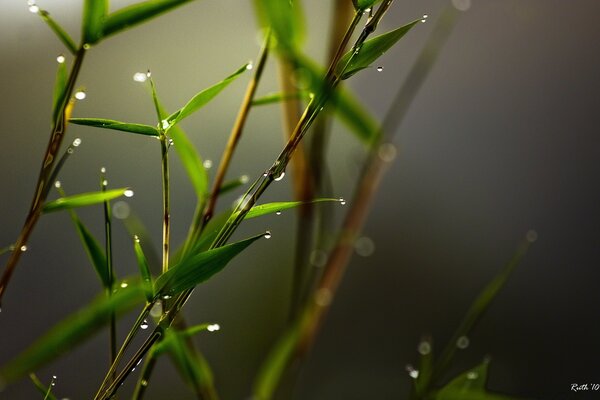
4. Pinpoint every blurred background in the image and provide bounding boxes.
[1,0,599,399]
